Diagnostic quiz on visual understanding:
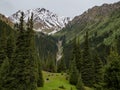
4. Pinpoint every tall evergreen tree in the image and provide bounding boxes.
[92,52,103,90]
[72,37,82,72]
[69,37,82,73]
[45,54,56,72]
[35,45,44,87]
[104,49,120,90]
[76,74,85,90]
[93,52,103,84]
[0,58,10,90]
[69,59,79,85]
[6,30,15,60]
[8,12,38,90]
[9,12,28,90]
[25,13,39,89]
[115,35,120,55]
[0,20,15,90]
[37,60,44,87]
[81,31,94,87]
[0,28,7,67]
[57,58,66,73]
[49,57,56,72]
